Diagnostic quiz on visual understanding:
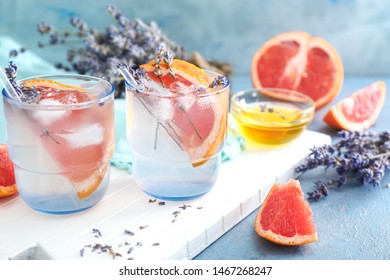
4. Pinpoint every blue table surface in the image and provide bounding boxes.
[1,75,389,260]
[195,75,390,260]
